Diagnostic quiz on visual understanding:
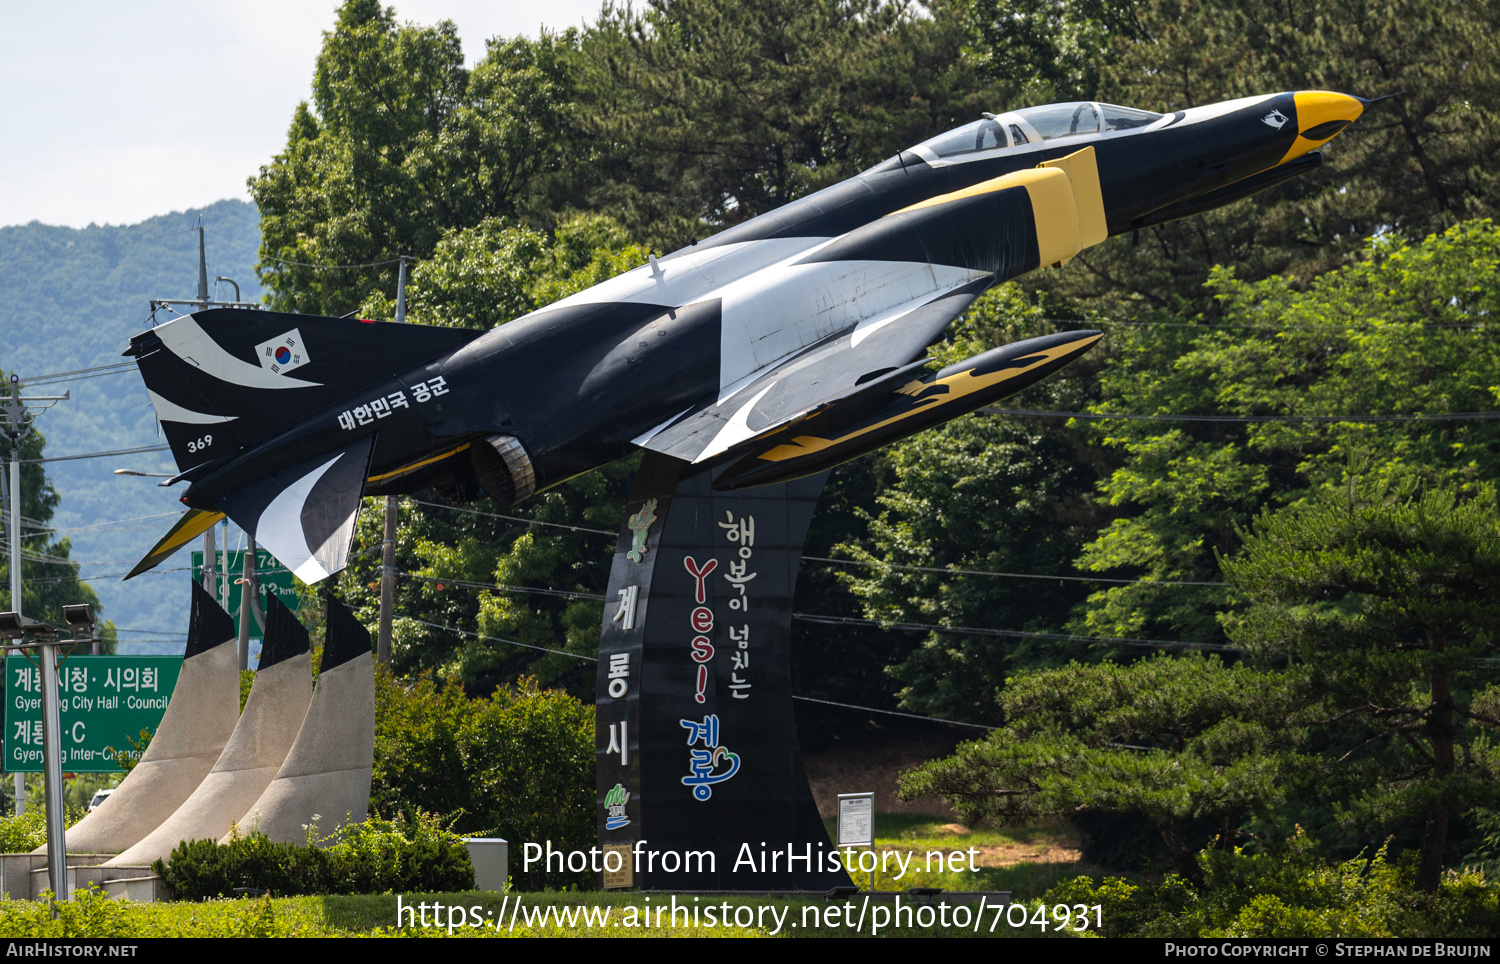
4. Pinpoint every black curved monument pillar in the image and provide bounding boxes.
[596,452,851,891]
